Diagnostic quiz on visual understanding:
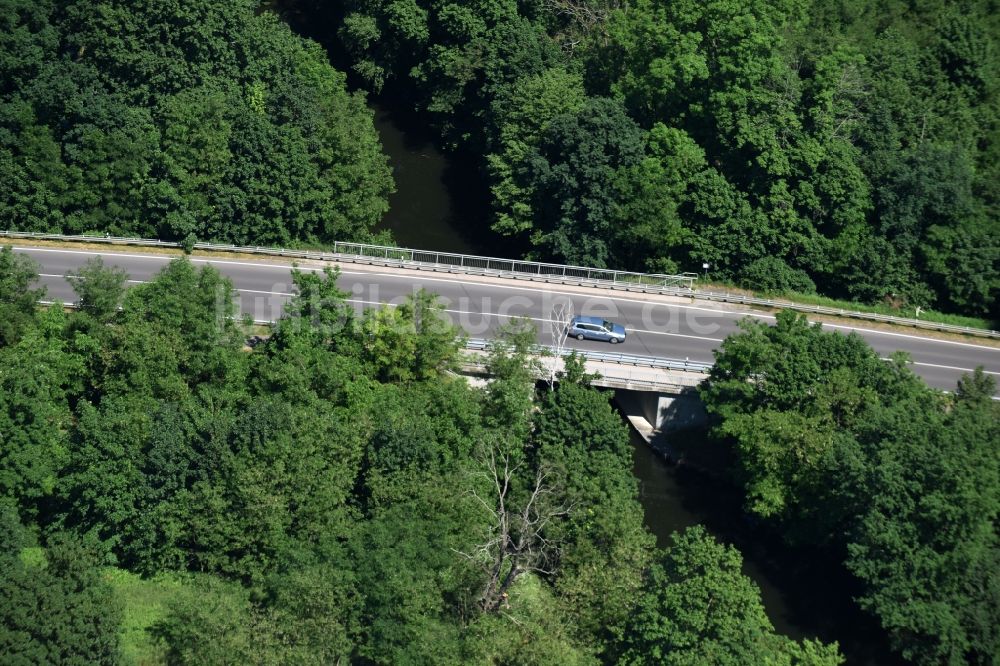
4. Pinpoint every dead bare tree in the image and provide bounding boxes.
[829,61,867,144]
[545,301,574,390]
[543,0,616,34]
[457,447,570,612]
[542,0,622,51]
